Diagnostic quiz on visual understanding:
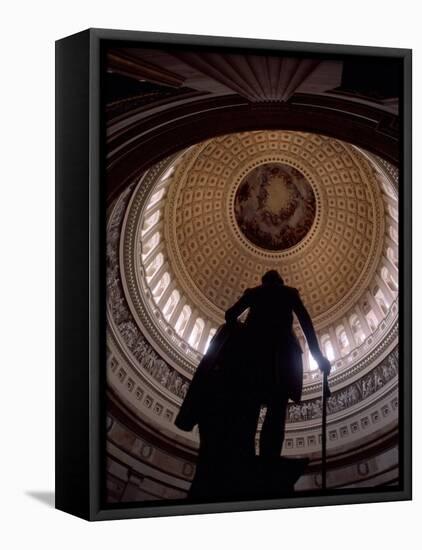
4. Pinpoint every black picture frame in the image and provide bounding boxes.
[55,28,412,521]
